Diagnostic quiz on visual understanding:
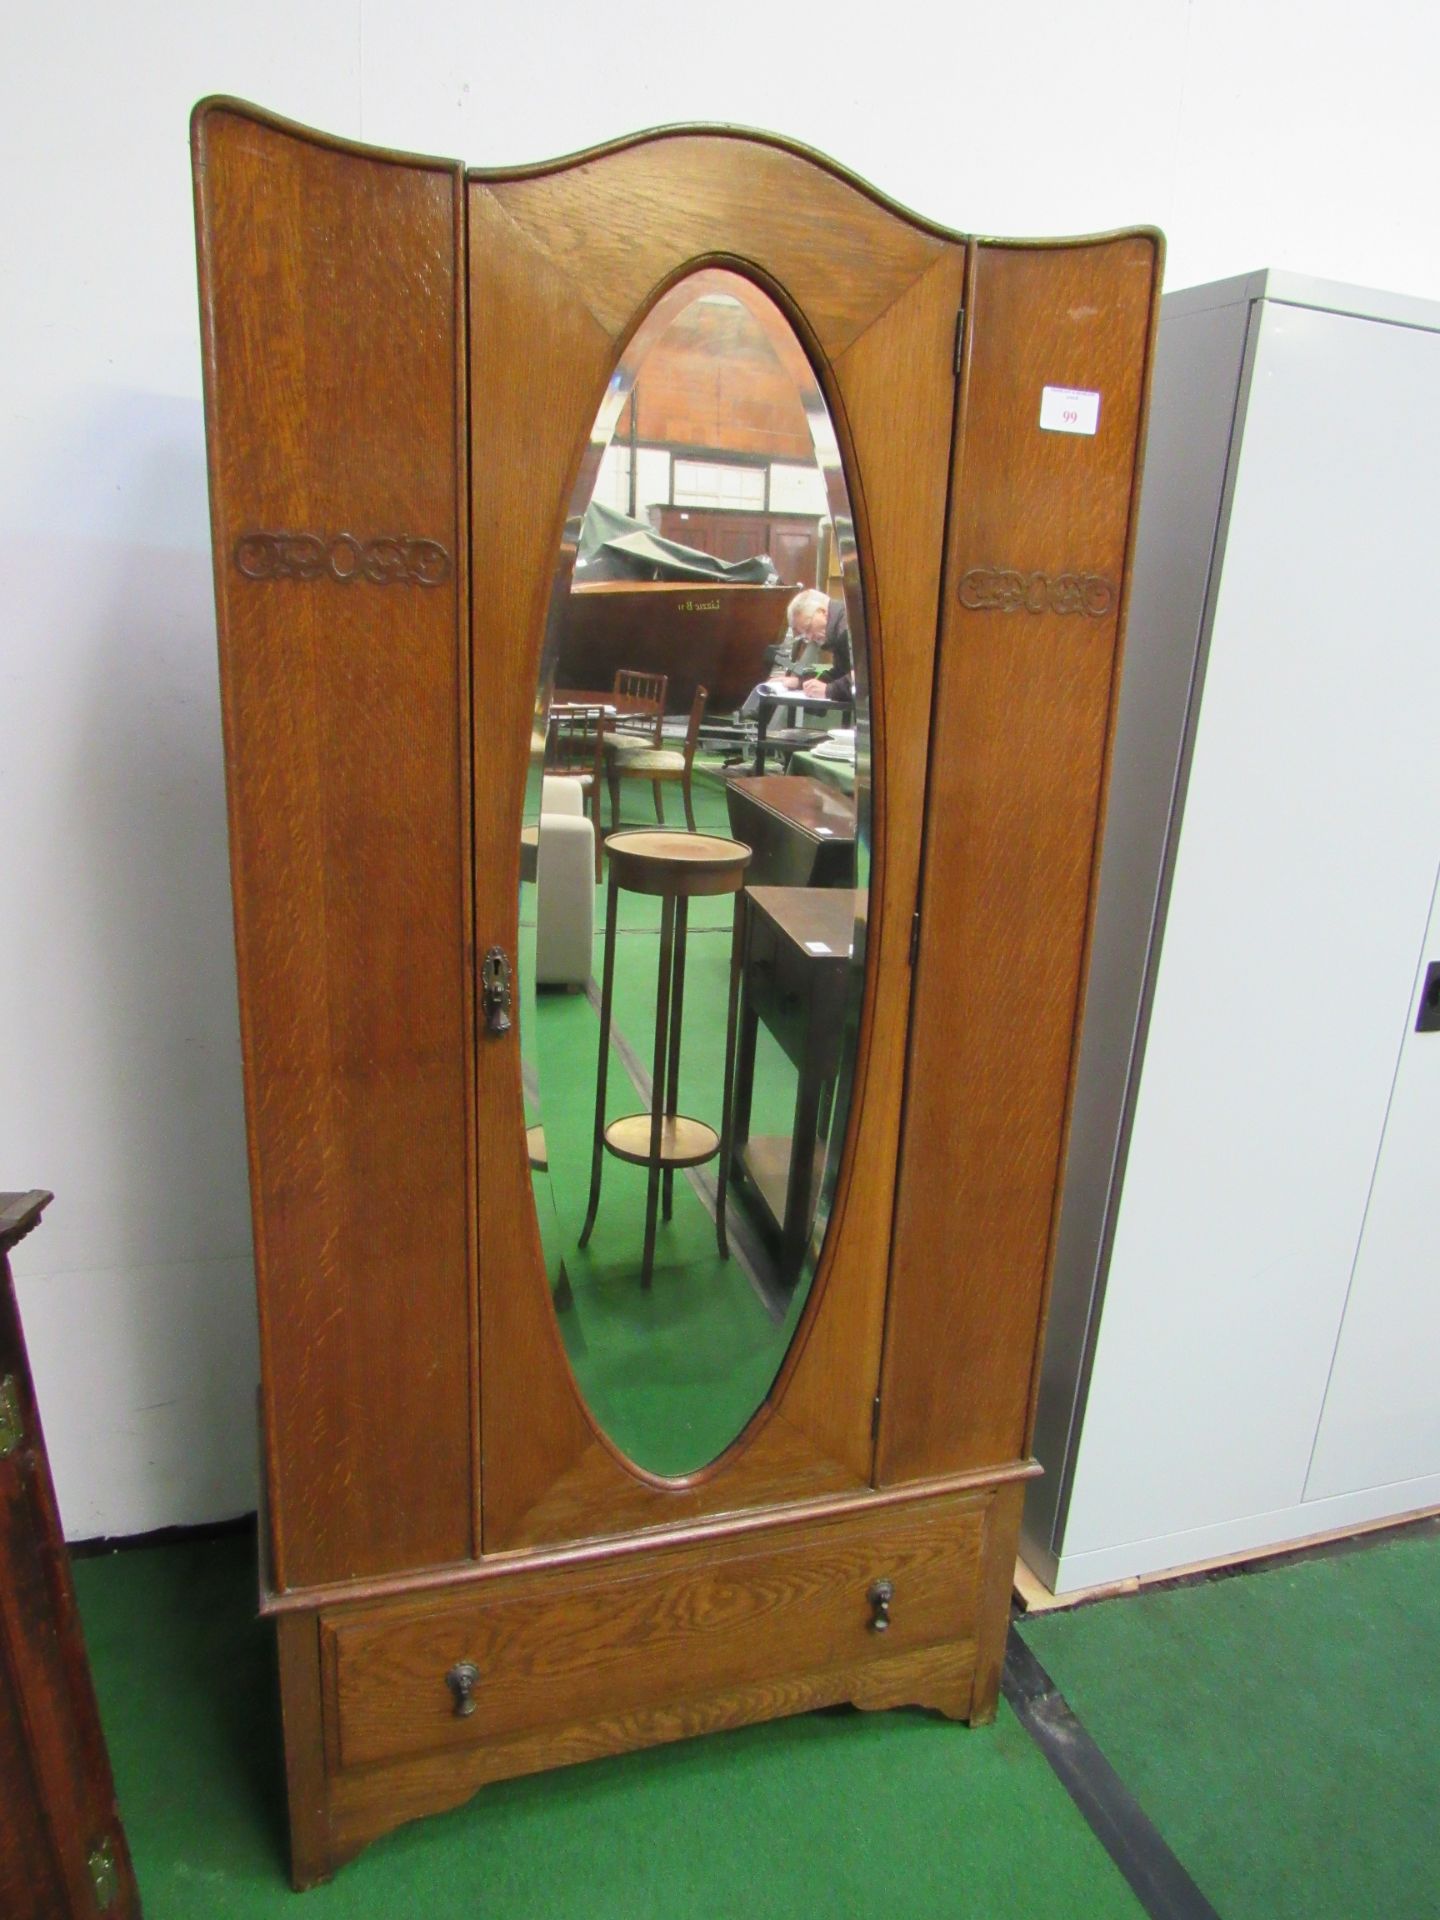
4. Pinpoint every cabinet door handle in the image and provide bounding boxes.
[446,1661,480,1716]
[1416,961,1440,1033]
[868,1578,894,1632]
